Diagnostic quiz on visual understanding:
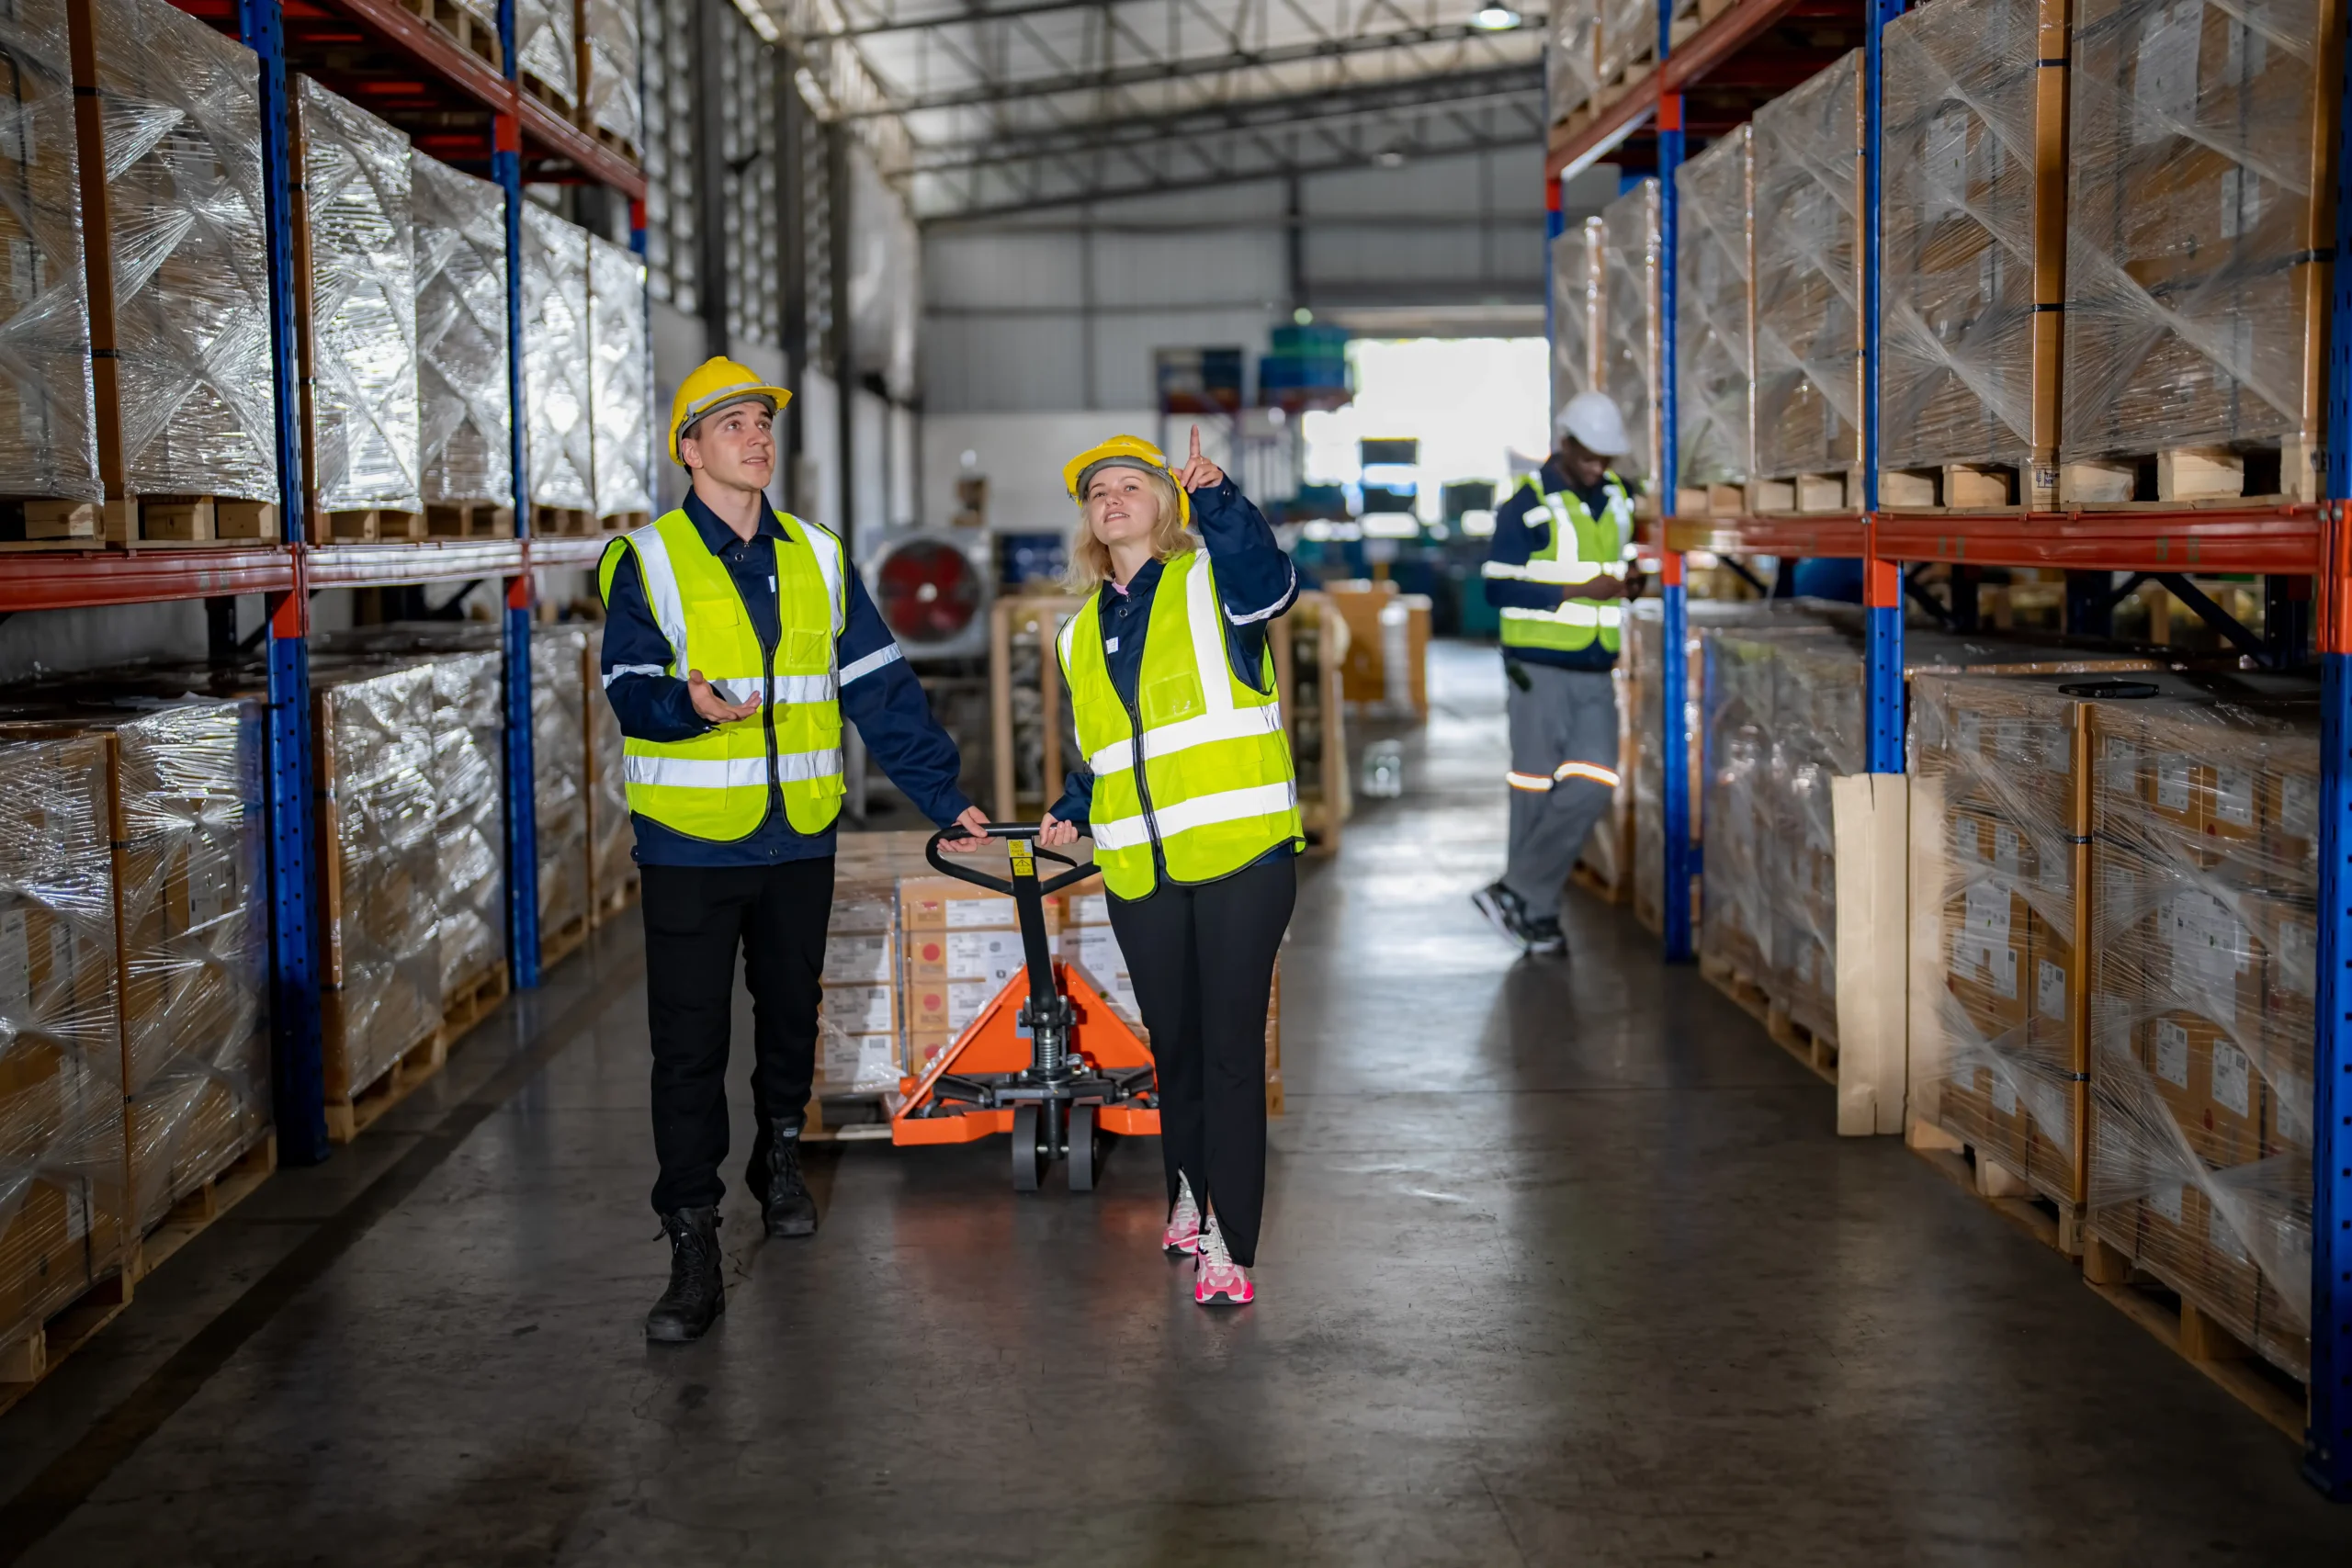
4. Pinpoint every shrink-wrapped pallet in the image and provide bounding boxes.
[1751,51,1864,489]
[0,739,125,1369]
[314,664,442,1118]
[1601,178,1661,488]
[1549,217,1603,423]
[588,234,654,524]
[413,153,513,510]
[523,204,594,513]
[516,0,575,105]
[0,0,100,517]
[582,0,642,151]
[820,873,903,1096]
[533,626,591,950]
[1880,0,2054,504]
[88,0,277,510]
[1548,0,1601,124]
[294,78,420,515]
[583,626,635,923]
[418,651,503,1000]
[2086,692,2318,1382]
[1675,126,1753,504]
[2061,0,2331,501]
[1600,0,1656,89]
